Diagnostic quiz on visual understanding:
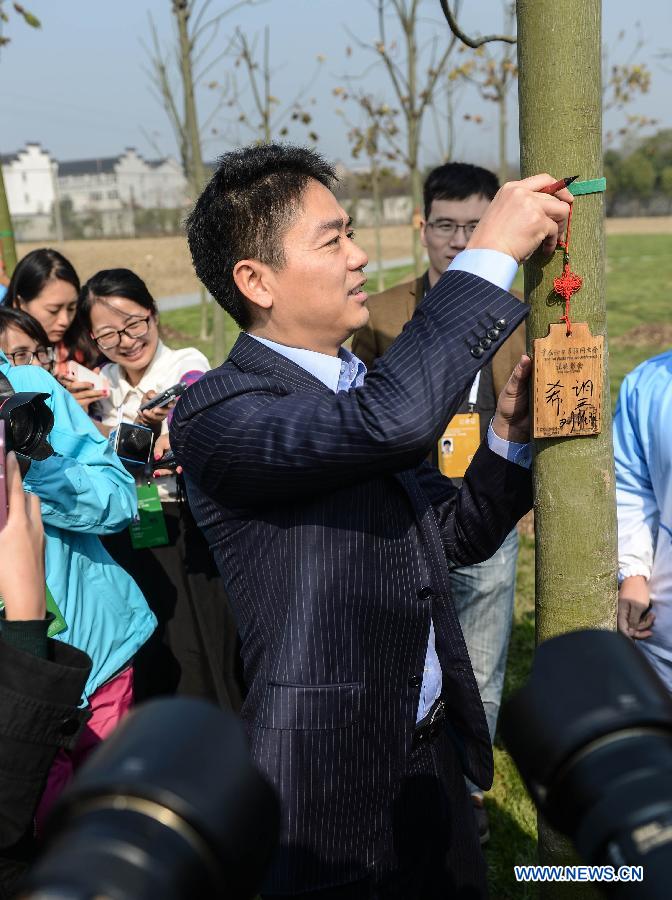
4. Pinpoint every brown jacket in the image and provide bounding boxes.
[353,274,526,399]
